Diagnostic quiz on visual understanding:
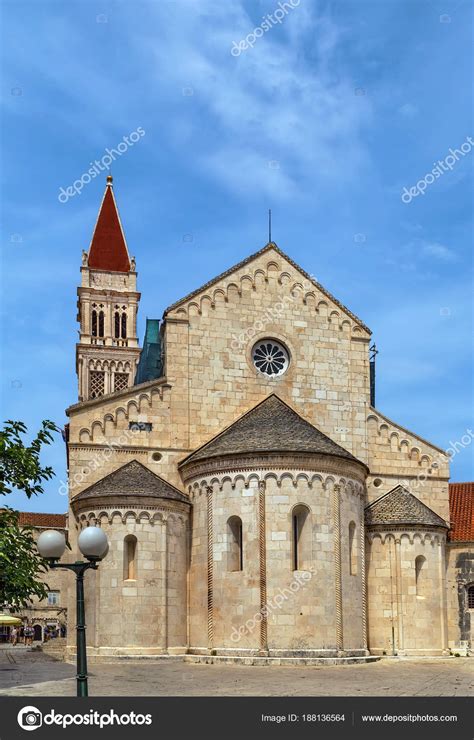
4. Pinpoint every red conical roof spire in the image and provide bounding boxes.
[87,176,131,272]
